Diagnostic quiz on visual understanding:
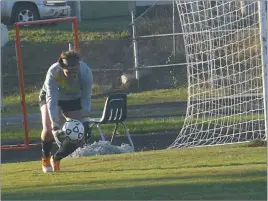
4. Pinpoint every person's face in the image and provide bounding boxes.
[63,66,79,78]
